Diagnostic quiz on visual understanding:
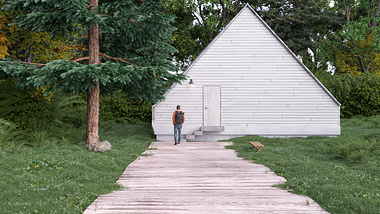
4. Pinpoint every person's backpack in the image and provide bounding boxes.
[175,111,184,124]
